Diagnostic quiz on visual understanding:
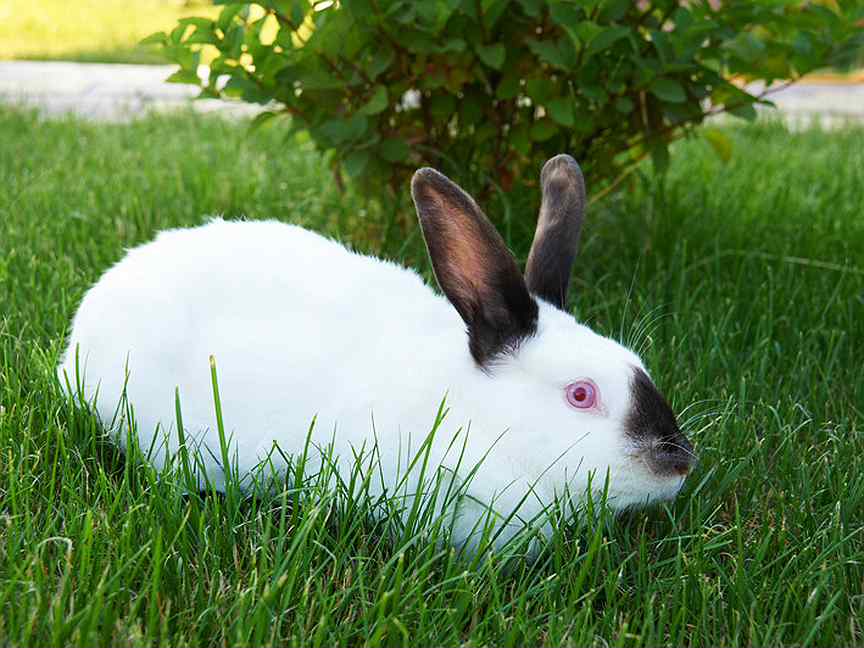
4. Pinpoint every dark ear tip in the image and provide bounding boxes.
[411,167,450,198]
[540,154,585,188]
